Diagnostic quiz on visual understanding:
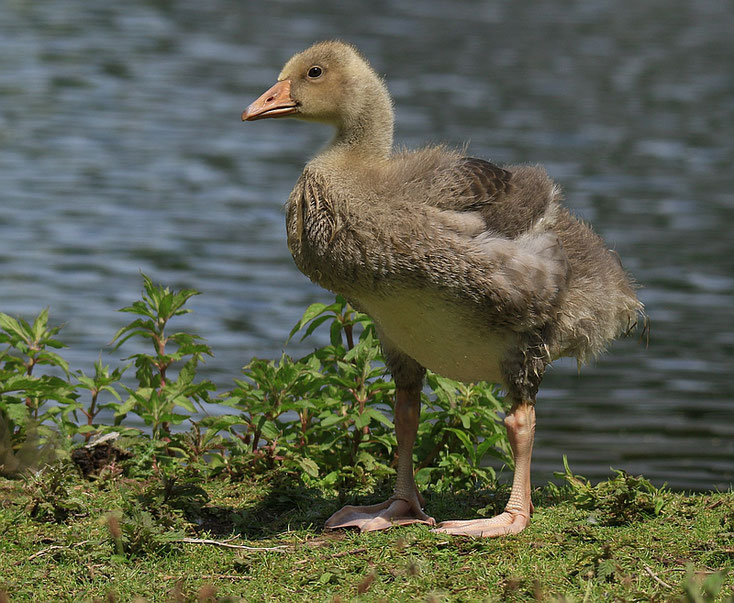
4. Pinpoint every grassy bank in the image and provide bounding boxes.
[1,467,733,602]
